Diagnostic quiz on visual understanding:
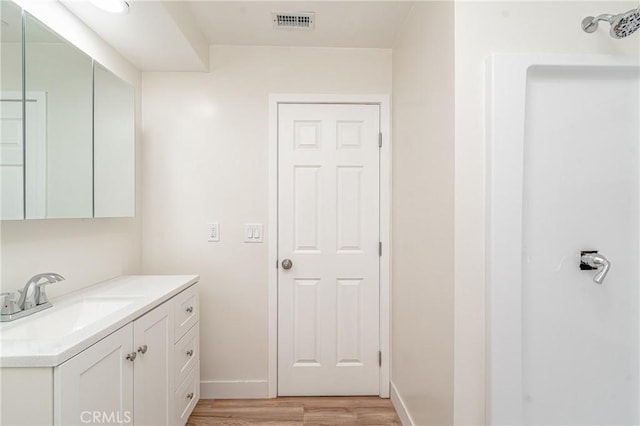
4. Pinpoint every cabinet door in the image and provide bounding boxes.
[55,324,134,426]
[133,301,174,426]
